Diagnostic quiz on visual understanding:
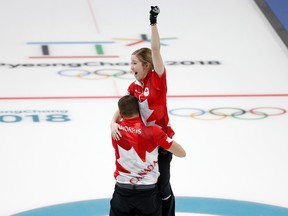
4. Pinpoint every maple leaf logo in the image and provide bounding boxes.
[117,145,159,184]
[139,99,157,126]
